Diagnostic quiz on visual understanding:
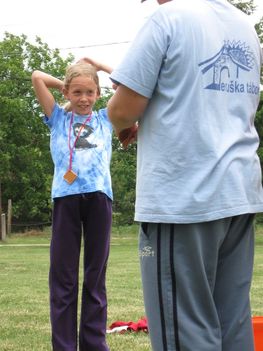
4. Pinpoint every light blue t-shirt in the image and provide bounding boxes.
[44,104,113,200]
[110,0,263,223]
